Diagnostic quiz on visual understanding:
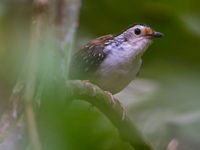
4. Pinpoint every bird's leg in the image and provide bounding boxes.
[104,91,126,120]
[117,100,127,120]
[78,80,127,119]
[104,91,116,104]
